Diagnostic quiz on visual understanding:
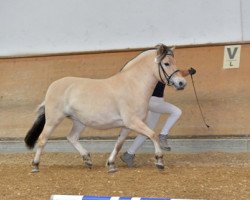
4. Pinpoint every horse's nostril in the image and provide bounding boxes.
[179,81,183,87]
